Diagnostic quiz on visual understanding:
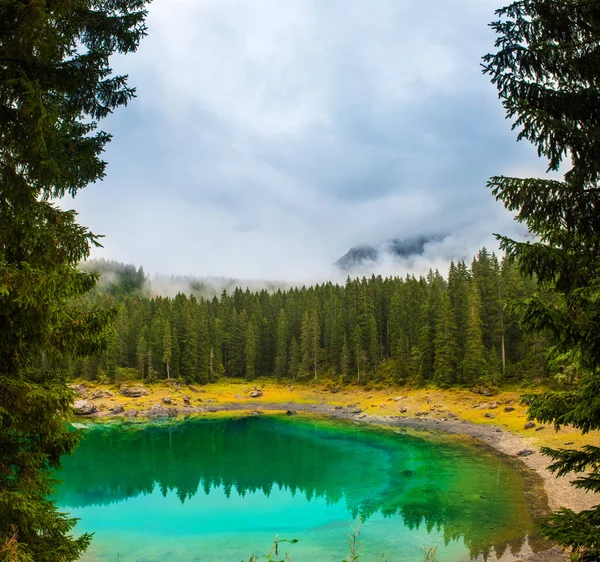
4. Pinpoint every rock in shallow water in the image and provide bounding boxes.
[73,400,95,415]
